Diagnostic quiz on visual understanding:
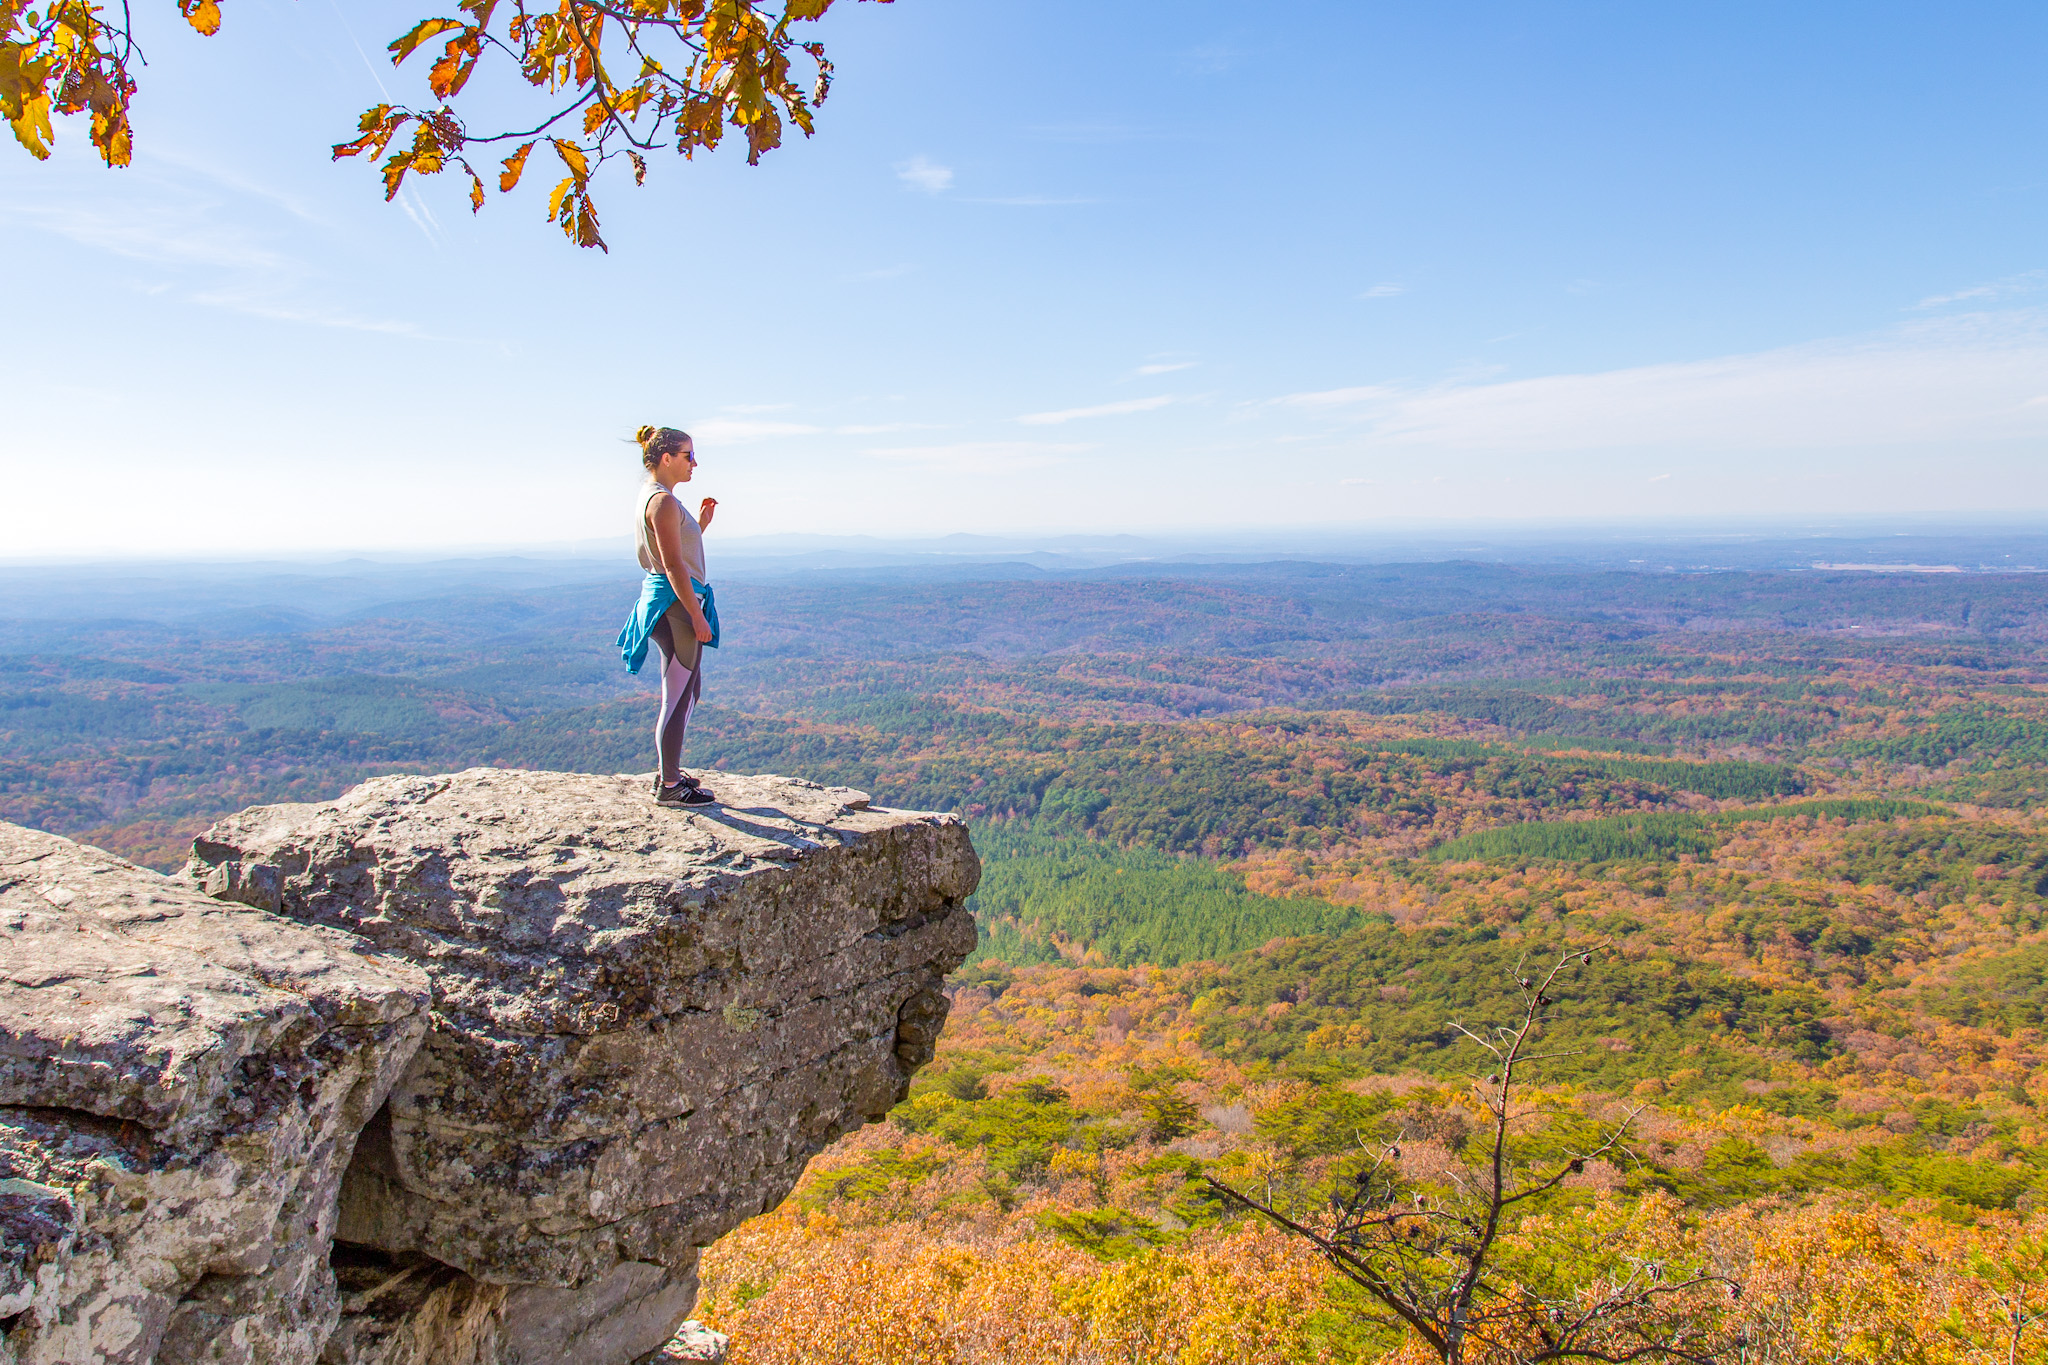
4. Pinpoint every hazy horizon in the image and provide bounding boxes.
[5,520,2046,587]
